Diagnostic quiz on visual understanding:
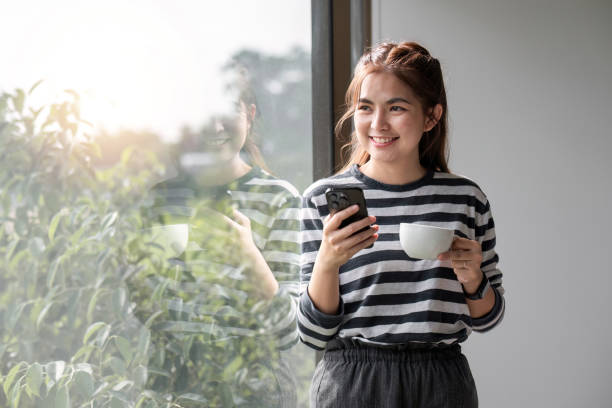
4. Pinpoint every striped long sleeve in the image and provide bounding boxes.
[297,165,506,351]
[466,198,505,332]
[297,193,345,350]
[224,170,302,350]
[255,182,302,350]
[143,167,302,350]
